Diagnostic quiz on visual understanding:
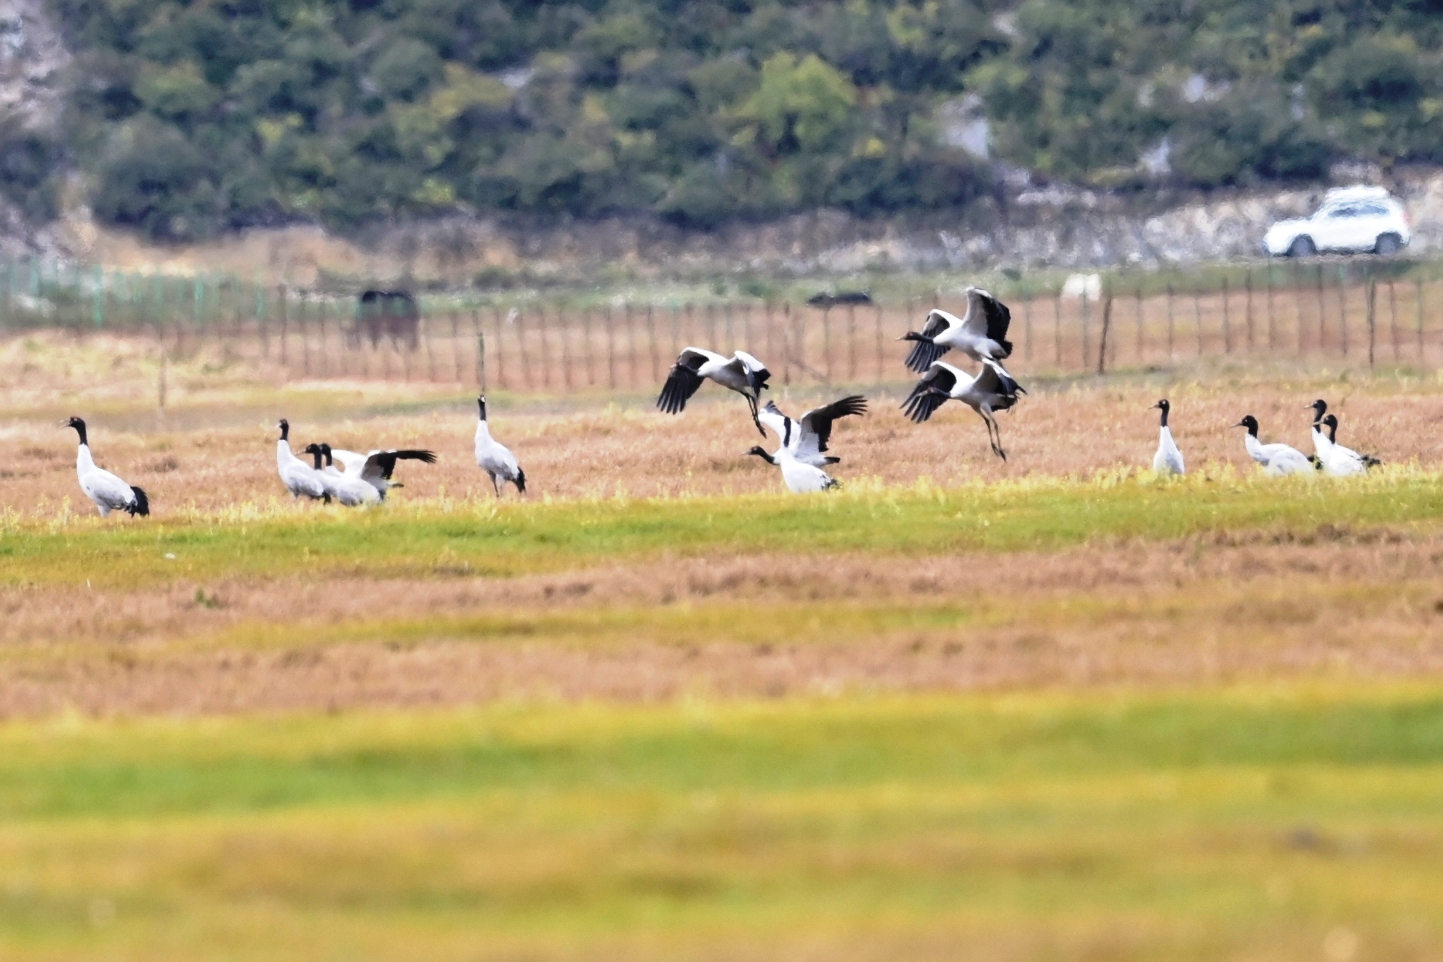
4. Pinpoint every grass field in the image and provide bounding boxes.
[4,338,1443,958]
